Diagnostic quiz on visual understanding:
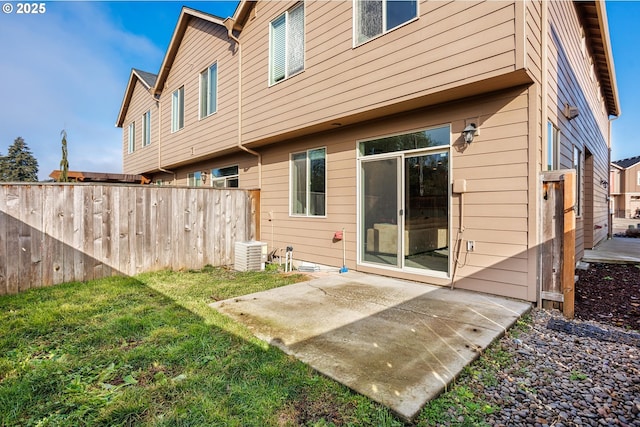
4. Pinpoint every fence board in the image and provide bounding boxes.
[0,184,258,295]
